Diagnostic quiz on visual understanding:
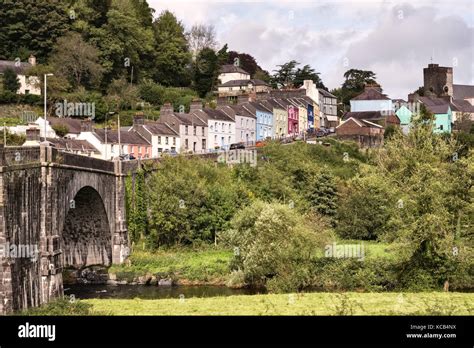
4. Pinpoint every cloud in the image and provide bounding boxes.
[147,0,474,99]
